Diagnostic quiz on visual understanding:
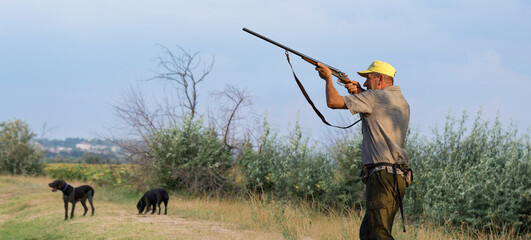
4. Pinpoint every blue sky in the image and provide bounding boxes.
[1,0,530,140]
